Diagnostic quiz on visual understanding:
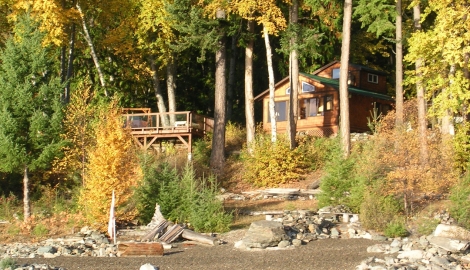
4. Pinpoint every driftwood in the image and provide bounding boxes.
[142,220,169,241]
[181,229,218,246]
[143,203,218,246]
[118,242,164,257]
